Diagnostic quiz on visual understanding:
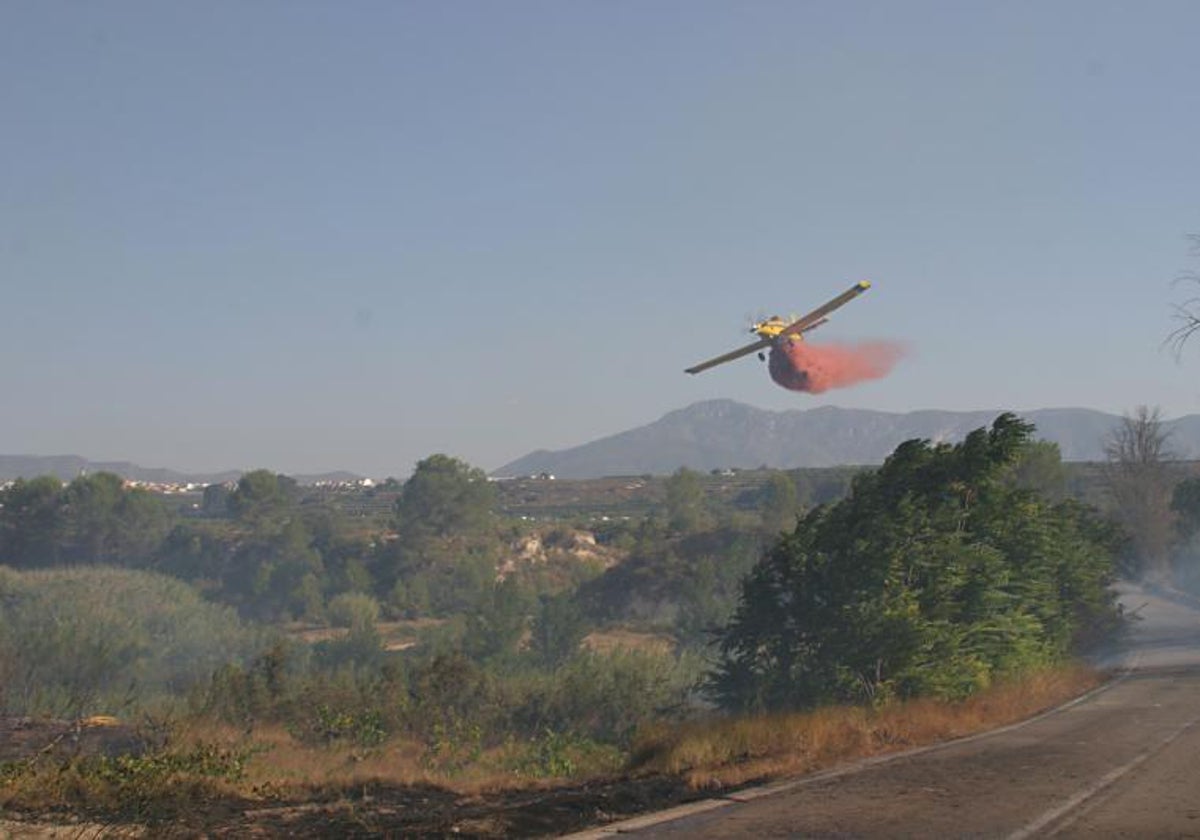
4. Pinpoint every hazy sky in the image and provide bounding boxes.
[4,2,1200,478]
